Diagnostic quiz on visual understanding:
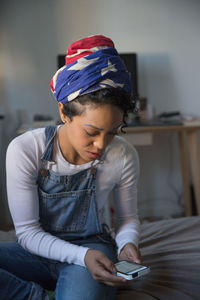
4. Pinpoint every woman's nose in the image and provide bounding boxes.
[93,135,106,150]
